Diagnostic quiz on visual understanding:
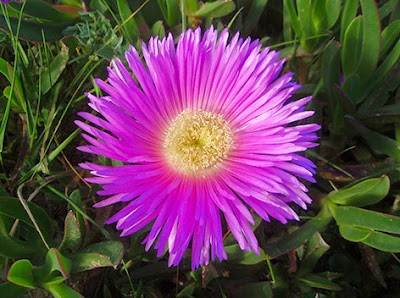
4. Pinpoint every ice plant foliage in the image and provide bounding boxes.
[76,27,319,269]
